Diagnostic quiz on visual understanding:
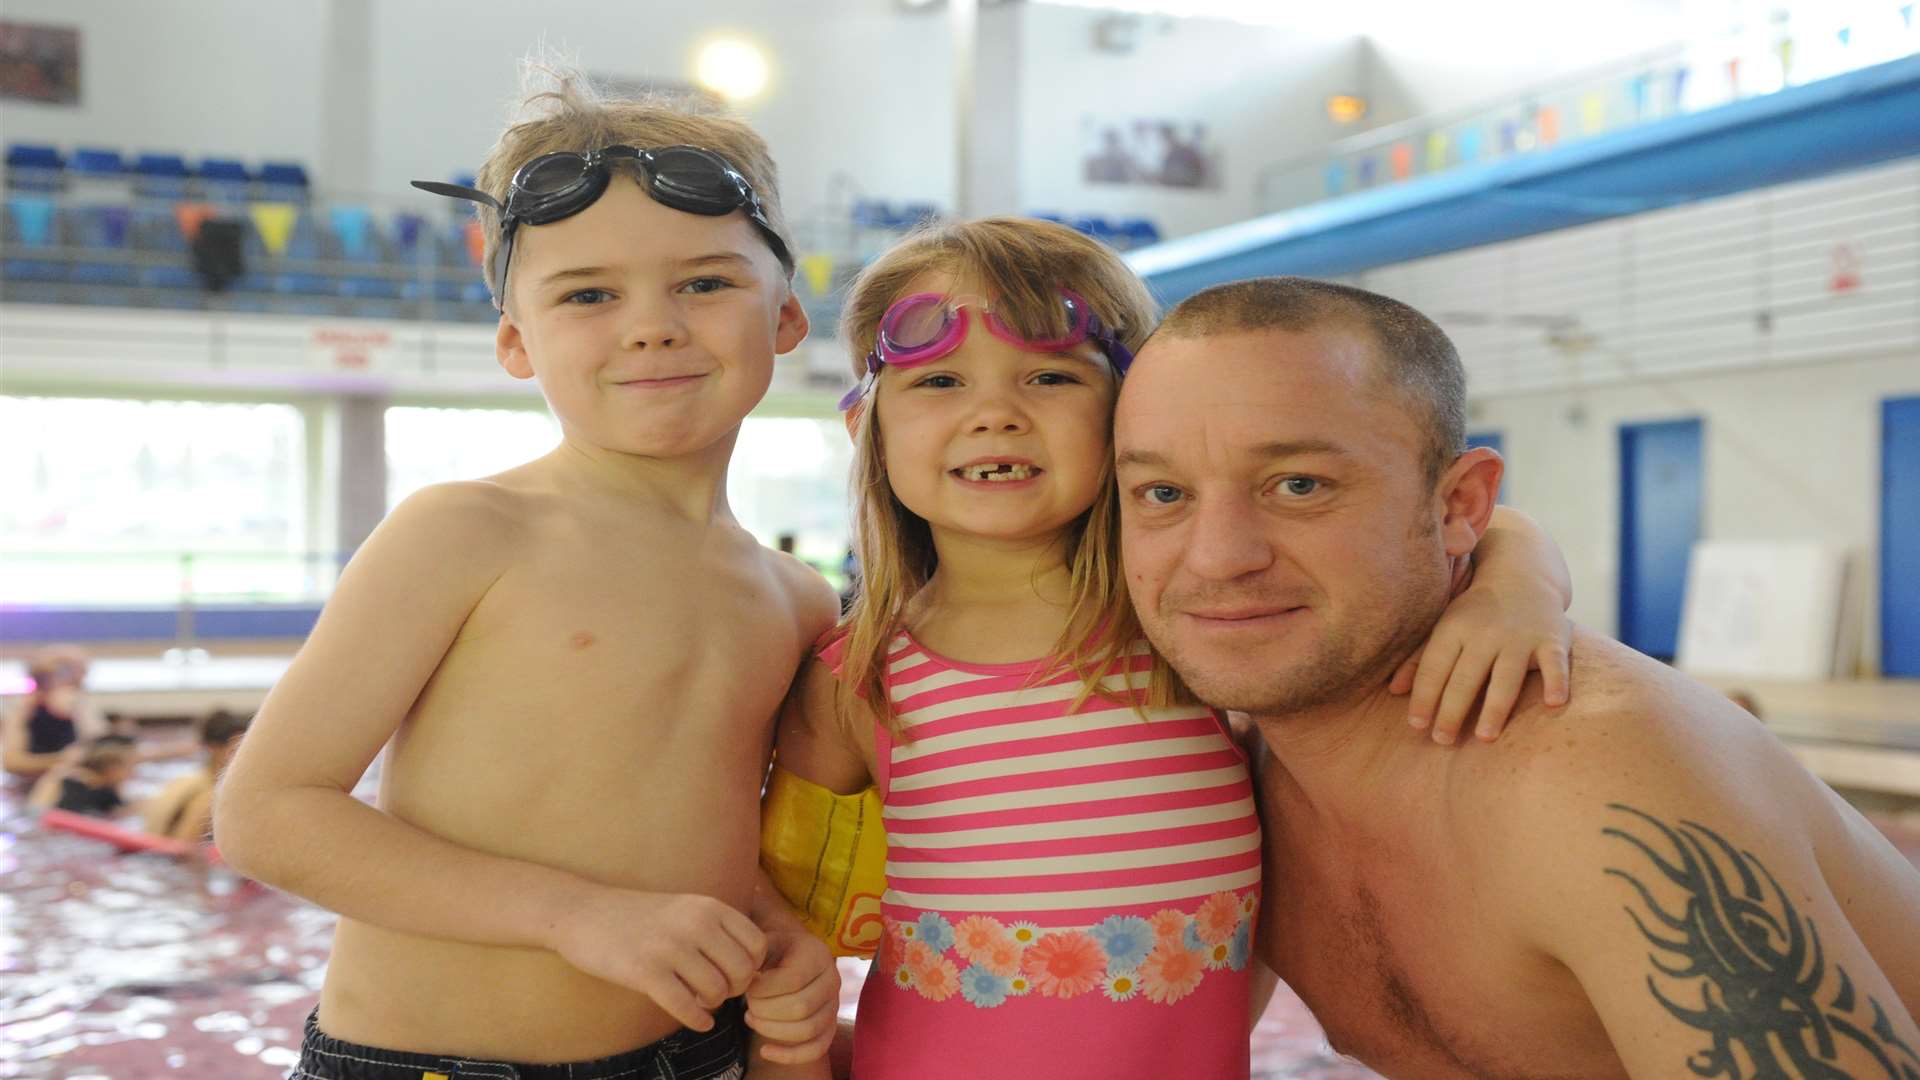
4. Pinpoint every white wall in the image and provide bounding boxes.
[1349,158,1920,671]
[0,0,330,167]
[1013,6,1365,237]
